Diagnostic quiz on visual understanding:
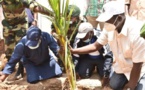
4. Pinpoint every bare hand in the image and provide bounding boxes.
[123,82,136,90]
[102,77,110,87]
[0,71,8,82]
[102,86,112,90]
[32,21,37,26]
[68,44,74,53]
